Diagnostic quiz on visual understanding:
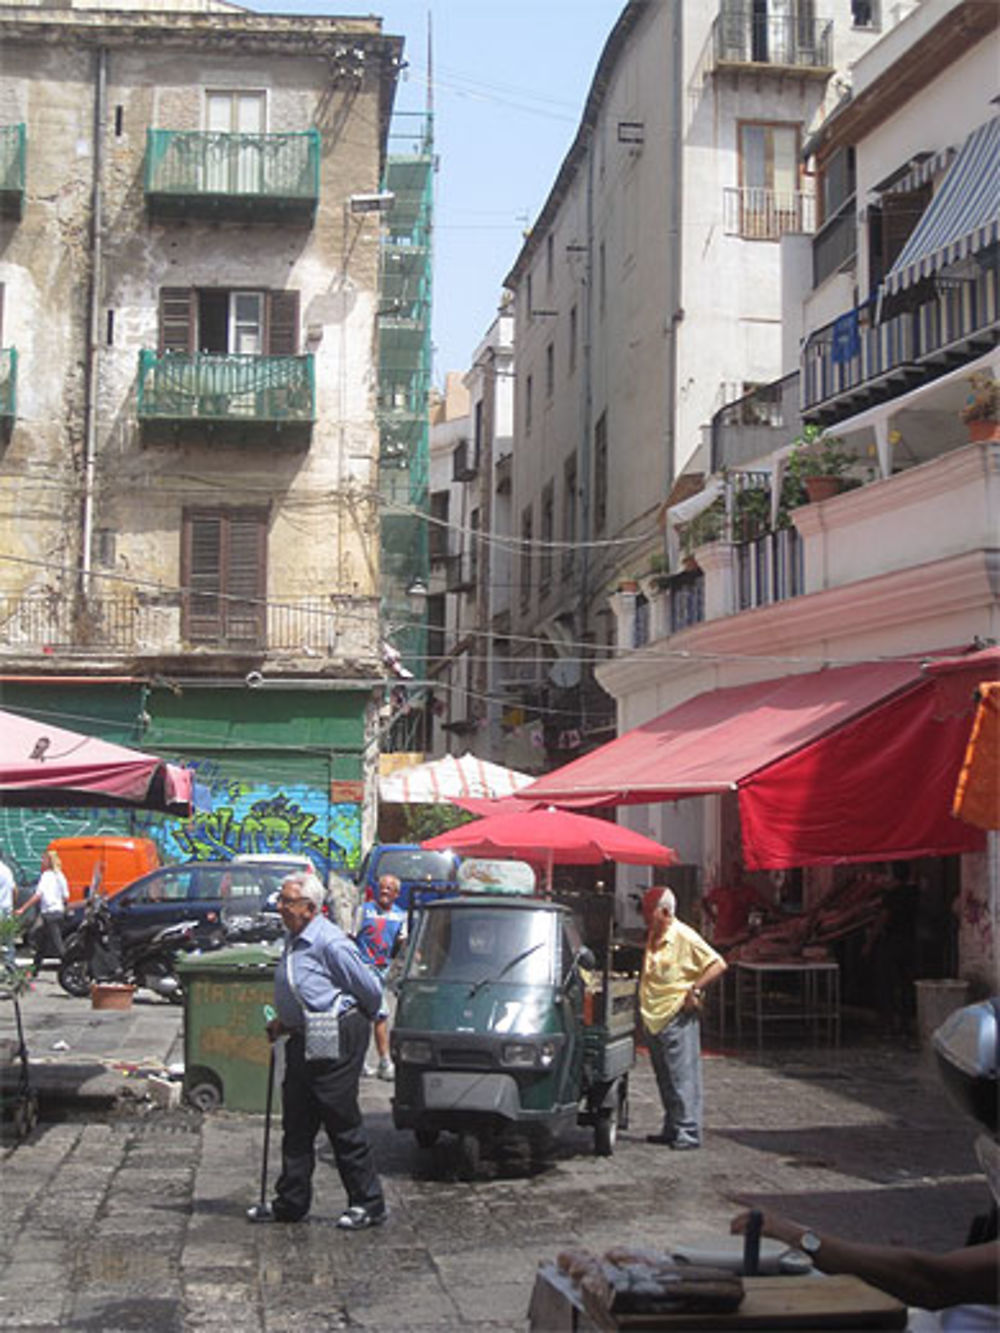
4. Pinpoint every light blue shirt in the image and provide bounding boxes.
[274,914,382,1030]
